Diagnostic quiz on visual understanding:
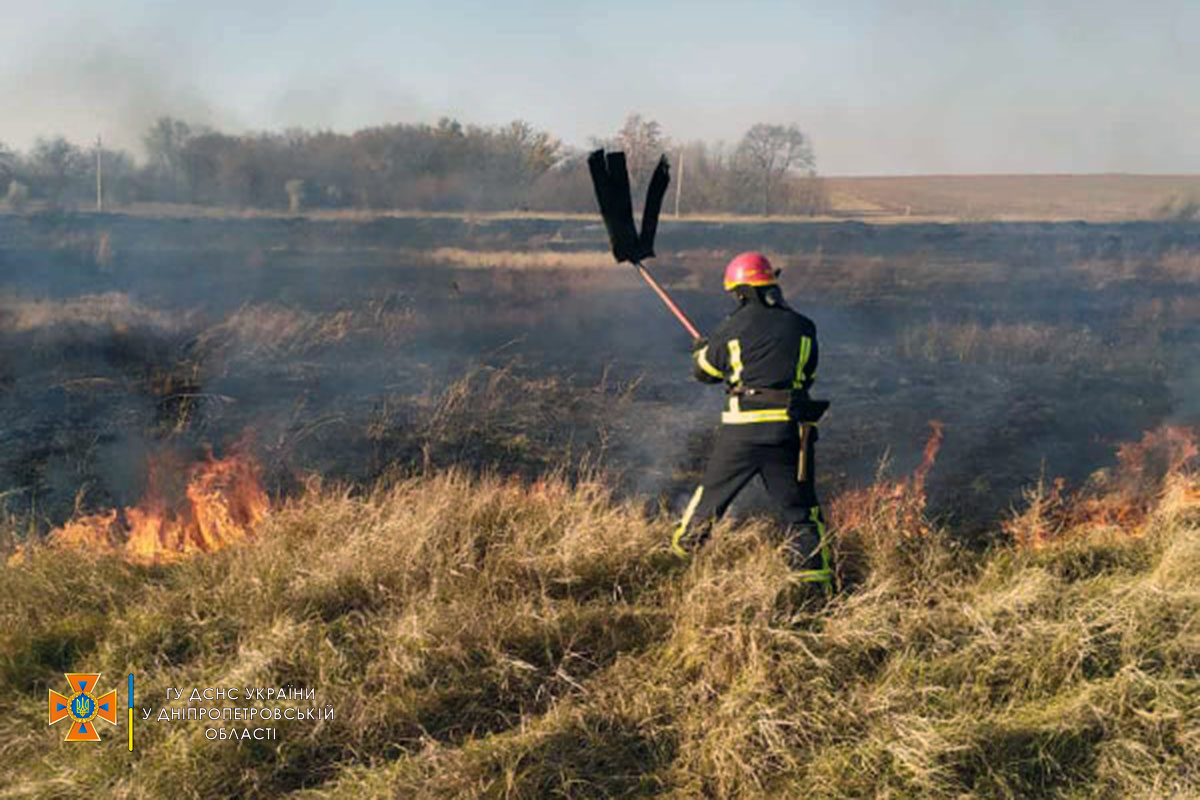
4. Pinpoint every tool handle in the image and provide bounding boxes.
[797,424,811,482]
[632,260,703,341]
